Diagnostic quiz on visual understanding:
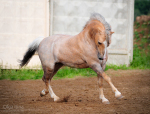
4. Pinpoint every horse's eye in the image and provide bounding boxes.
[98,42,102,45]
